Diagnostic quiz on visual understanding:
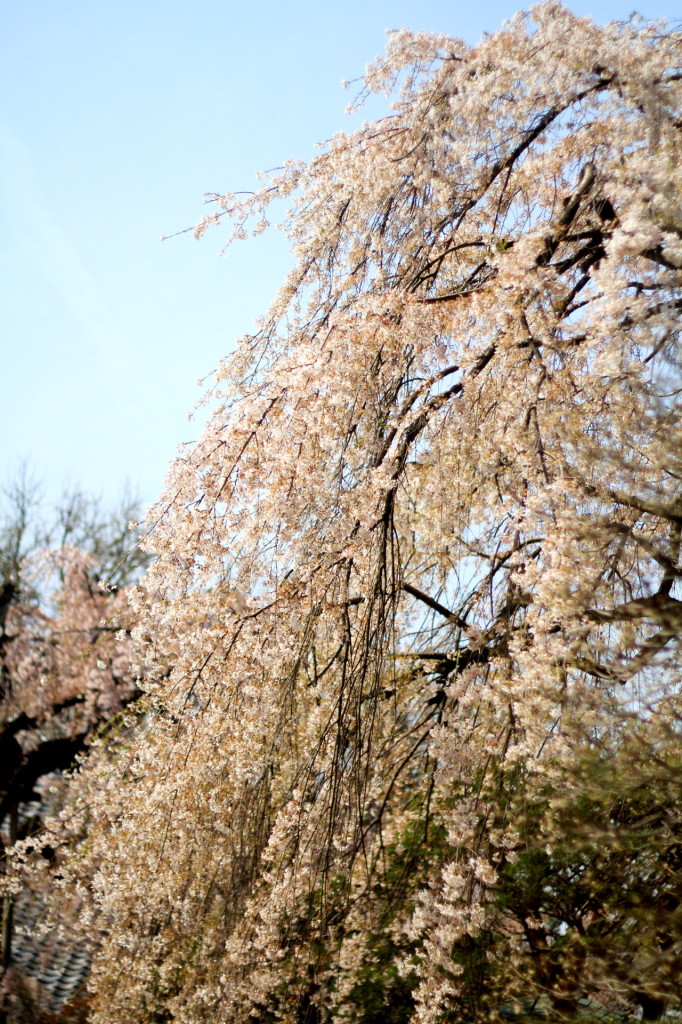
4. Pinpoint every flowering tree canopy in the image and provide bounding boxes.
[51,6,682,1023]
[1,484,146,841]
